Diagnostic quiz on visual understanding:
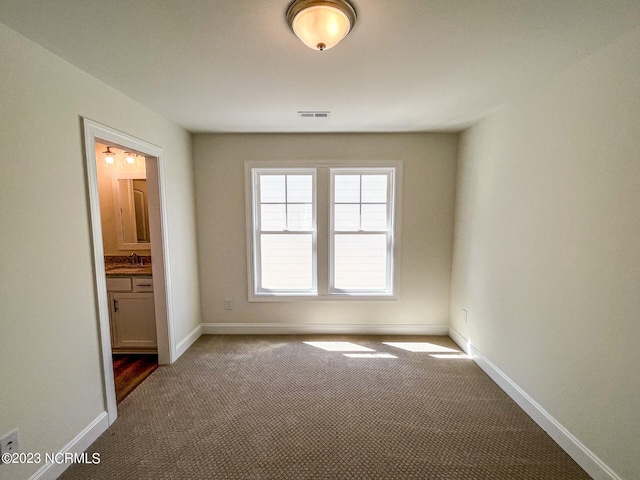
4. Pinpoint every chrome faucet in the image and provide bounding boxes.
[130,253,138,265]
